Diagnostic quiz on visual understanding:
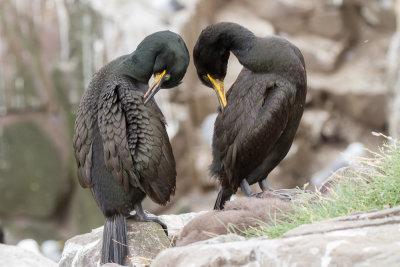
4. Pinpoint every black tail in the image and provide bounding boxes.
[101,213,127,265]
[214,187,232,210]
